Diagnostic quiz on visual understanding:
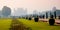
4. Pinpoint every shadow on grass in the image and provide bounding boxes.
[9,19,32,30]
[49,24,60,26]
